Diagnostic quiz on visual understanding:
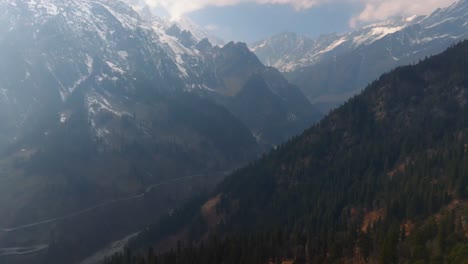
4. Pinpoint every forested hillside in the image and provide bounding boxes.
[104,41,468,264]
